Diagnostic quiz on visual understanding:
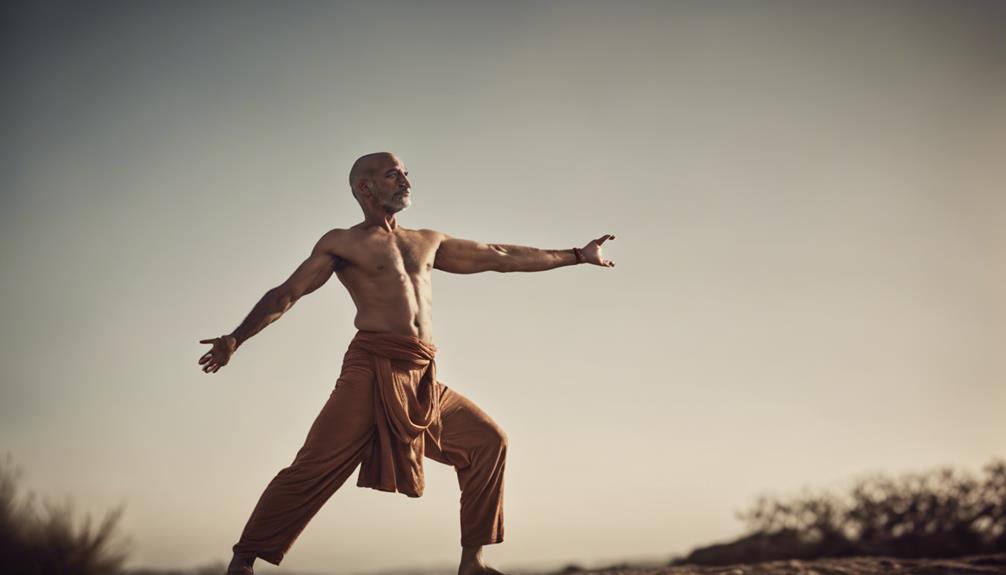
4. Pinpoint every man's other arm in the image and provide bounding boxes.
[433,233,615,274]
[228,230,343,349]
